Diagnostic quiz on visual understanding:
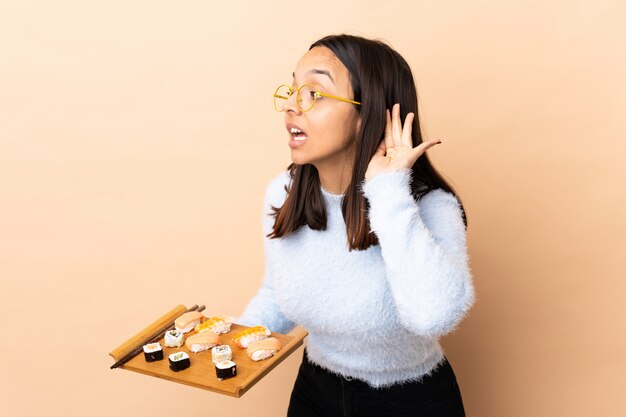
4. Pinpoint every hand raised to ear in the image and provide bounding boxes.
[364,103,441,181]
